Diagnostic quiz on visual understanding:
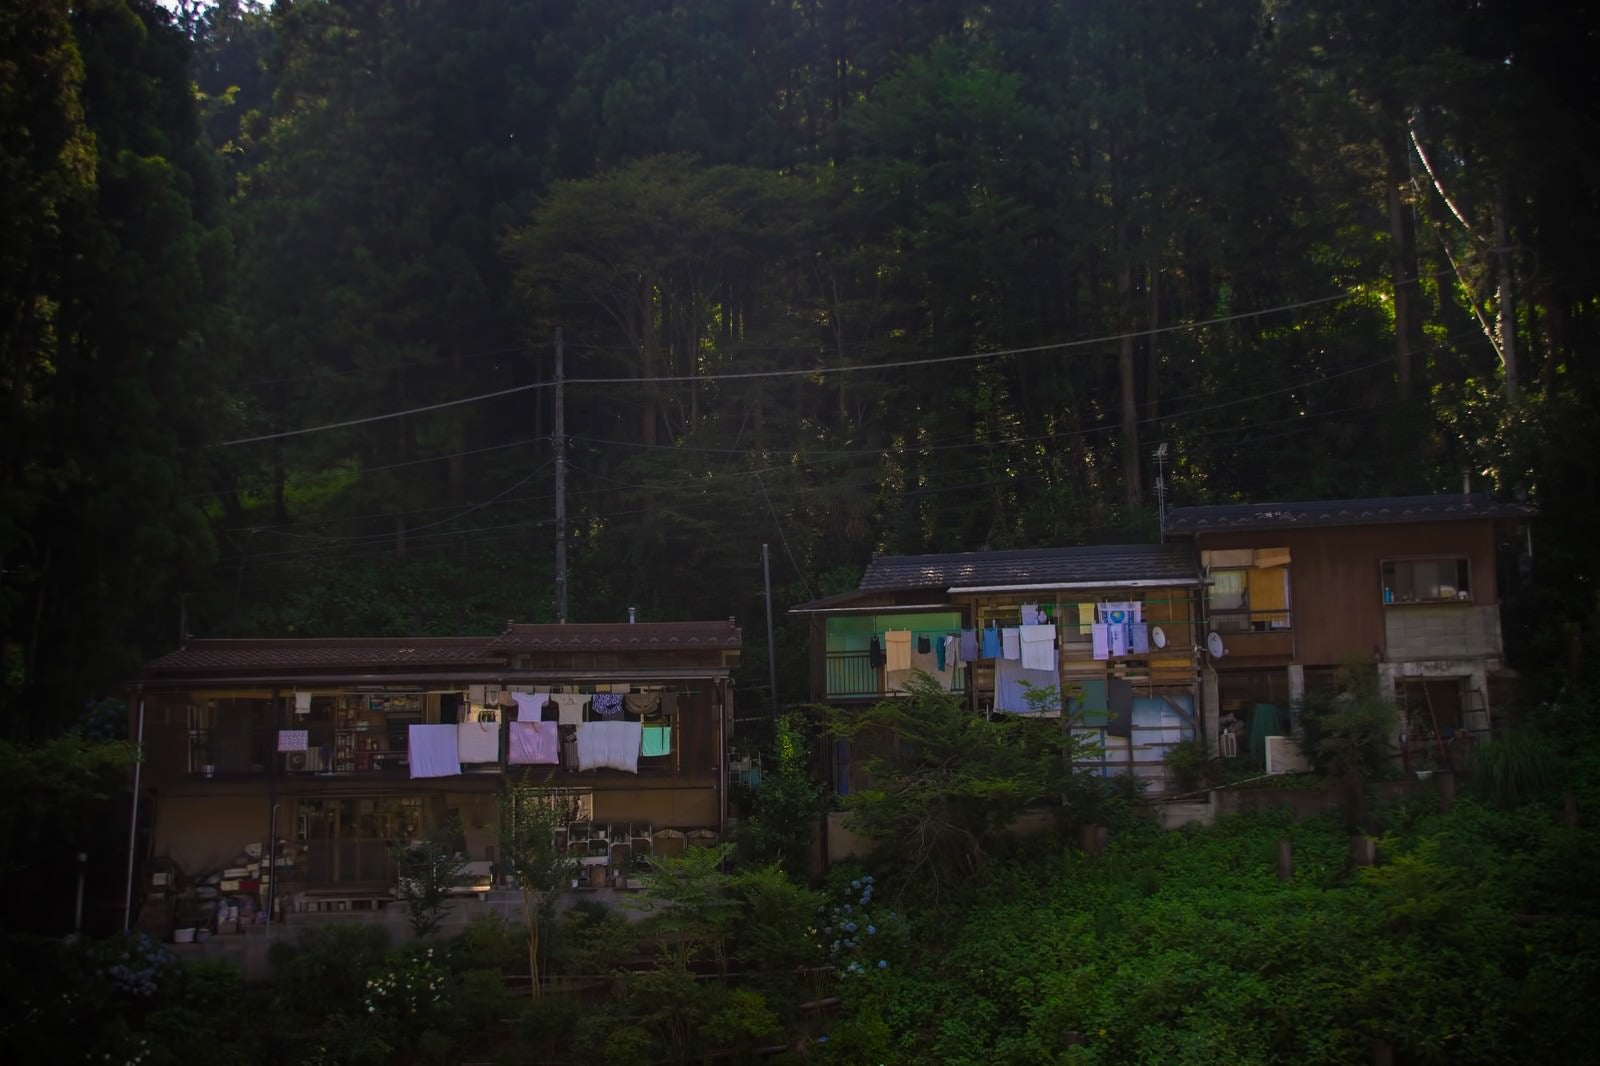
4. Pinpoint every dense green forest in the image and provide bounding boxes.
[3,0,1598,733]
